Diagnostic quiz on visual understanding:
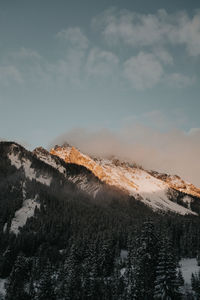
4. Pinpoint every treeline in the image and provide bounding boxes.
[3,221,193,299]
